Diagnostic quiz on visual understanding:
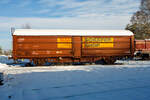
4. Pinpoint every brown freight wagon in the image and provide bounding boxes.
[12,29,134,65]
[135,39,150,59]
